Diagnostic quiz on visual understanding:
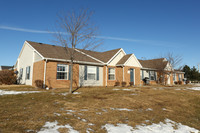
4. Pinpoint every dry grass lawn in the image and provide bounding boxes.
[0,85,200,132]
